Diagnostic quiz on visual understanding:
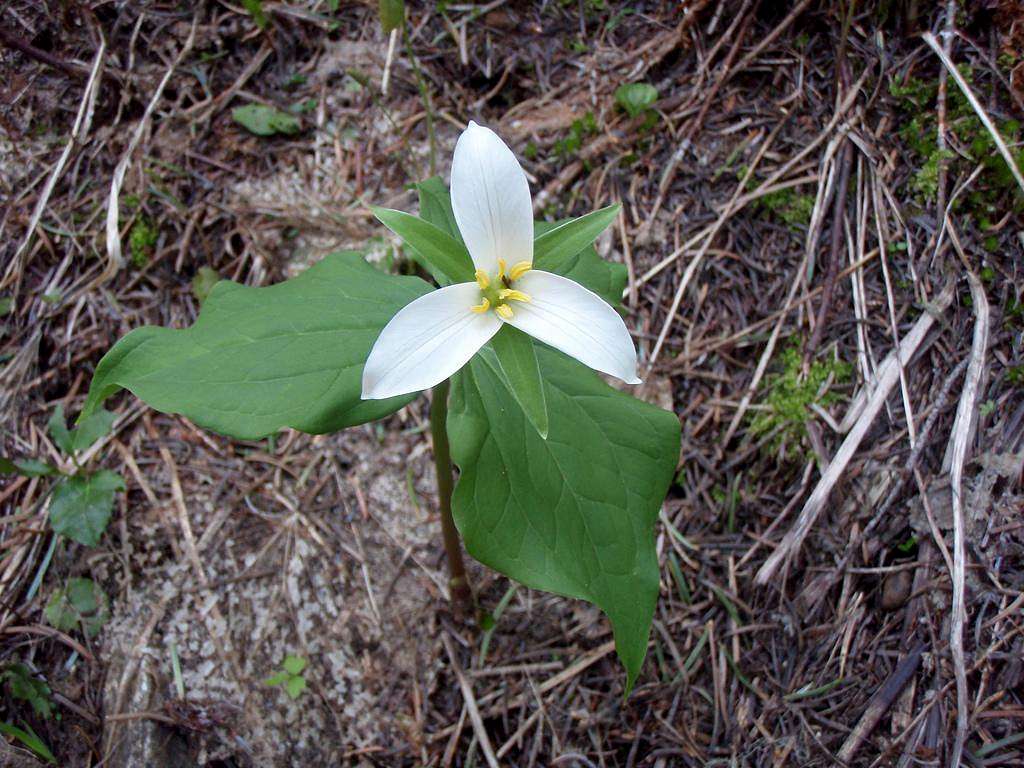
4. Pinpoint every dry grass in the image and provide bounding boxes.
[1,1,1023,766]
